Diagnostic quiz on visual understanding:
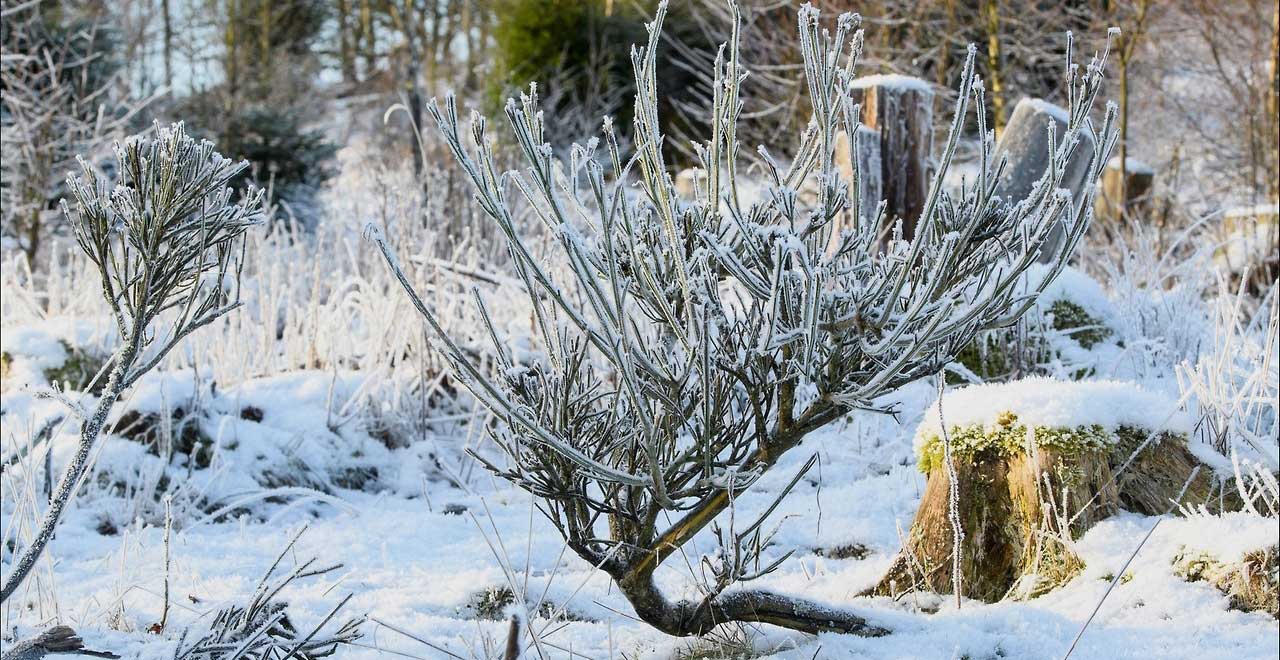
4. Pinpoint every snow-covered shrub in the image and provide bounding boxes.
[174,529,363,658]
[372,2,1117,637]
[0,122,264,604]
